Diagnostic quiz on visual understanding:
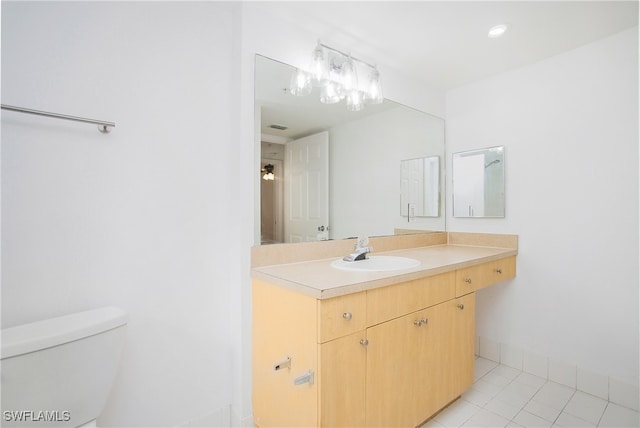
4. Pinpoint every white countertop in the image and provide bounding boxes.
[251,244,517,299]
